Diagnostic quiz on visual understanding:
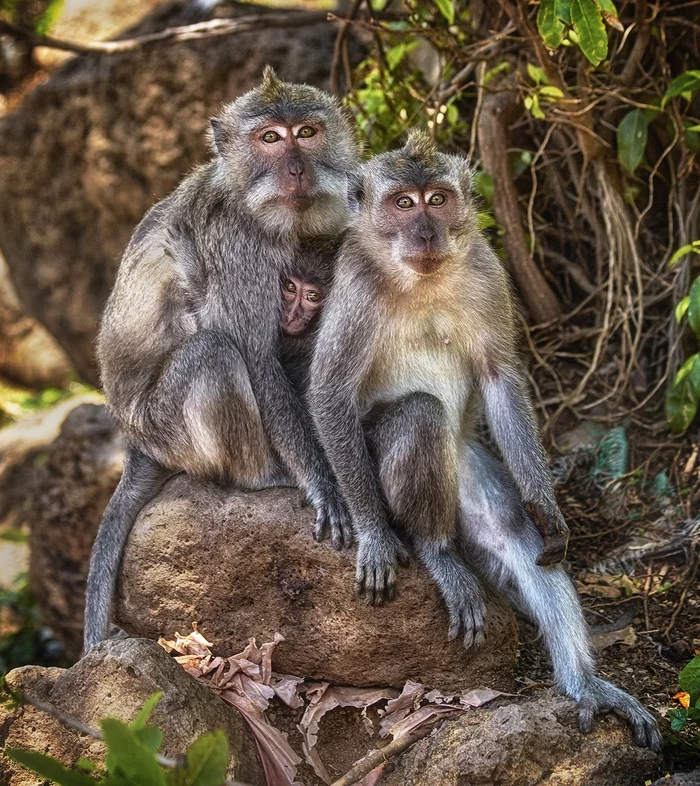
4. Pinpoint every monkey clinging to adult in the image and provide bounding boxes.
[83,67,359,654]
[308,131,661,748]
